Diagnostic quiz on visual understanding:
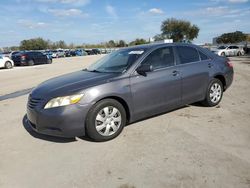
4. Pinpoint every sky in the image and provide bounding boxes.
[0,0,249,47]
